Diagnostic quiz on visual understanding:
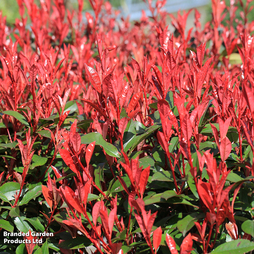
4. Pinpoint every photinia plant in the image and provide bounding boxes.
[1,0,254,253]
